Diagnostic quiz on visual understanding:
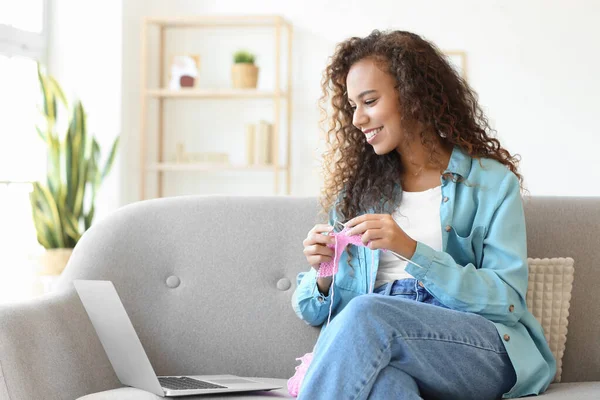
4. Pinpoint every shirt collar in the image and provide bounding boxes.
[444,145,472,178]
